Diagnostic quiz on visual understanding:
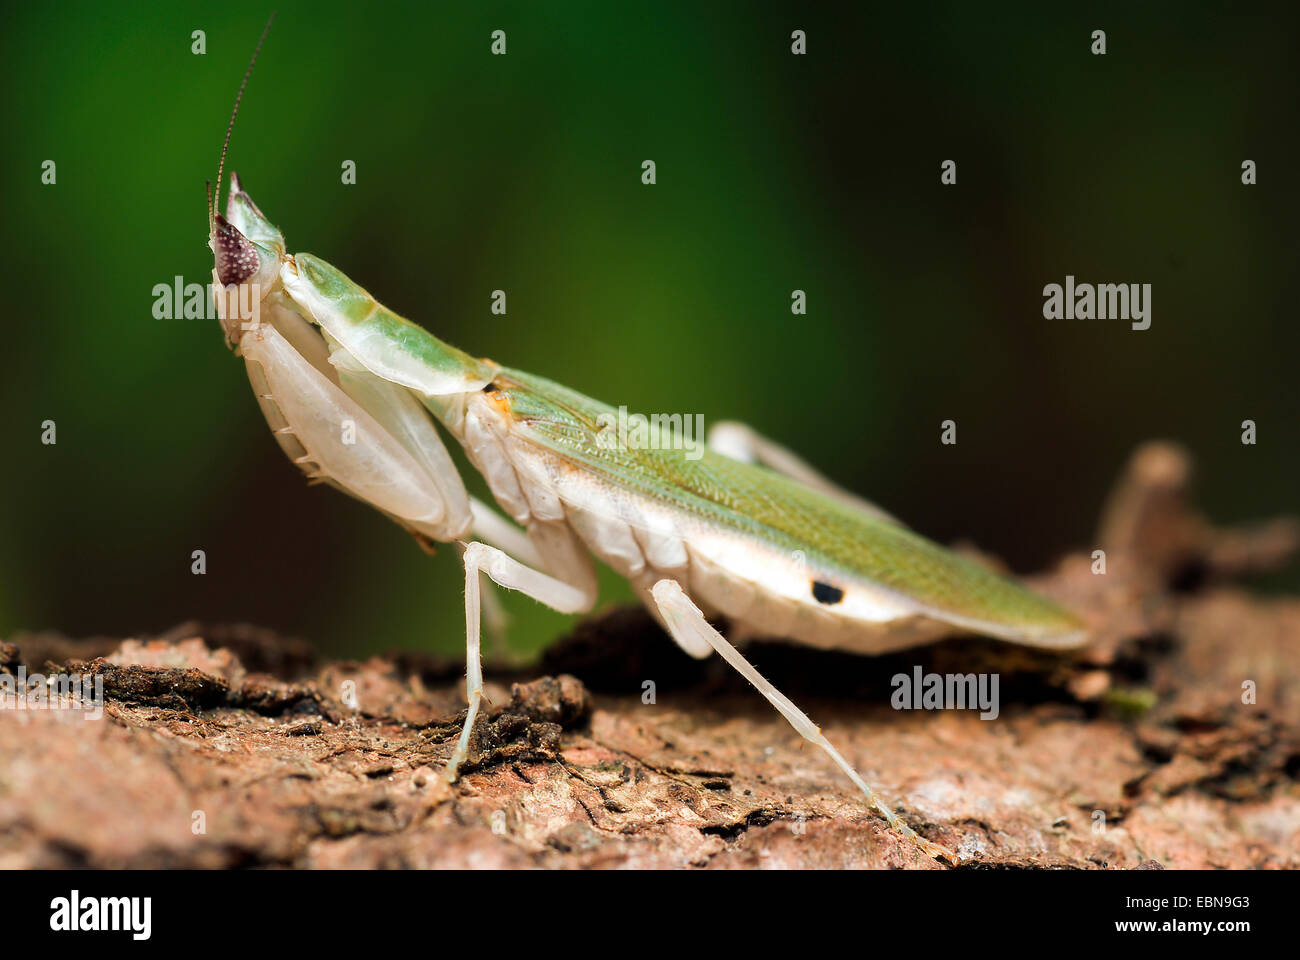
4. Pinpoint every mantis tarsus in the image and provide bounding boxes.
[207,21,1086,866]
